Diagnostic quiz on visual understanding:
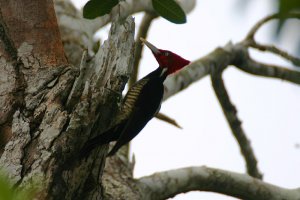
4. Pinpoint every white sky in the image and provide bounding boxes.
[72,0,300,199]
